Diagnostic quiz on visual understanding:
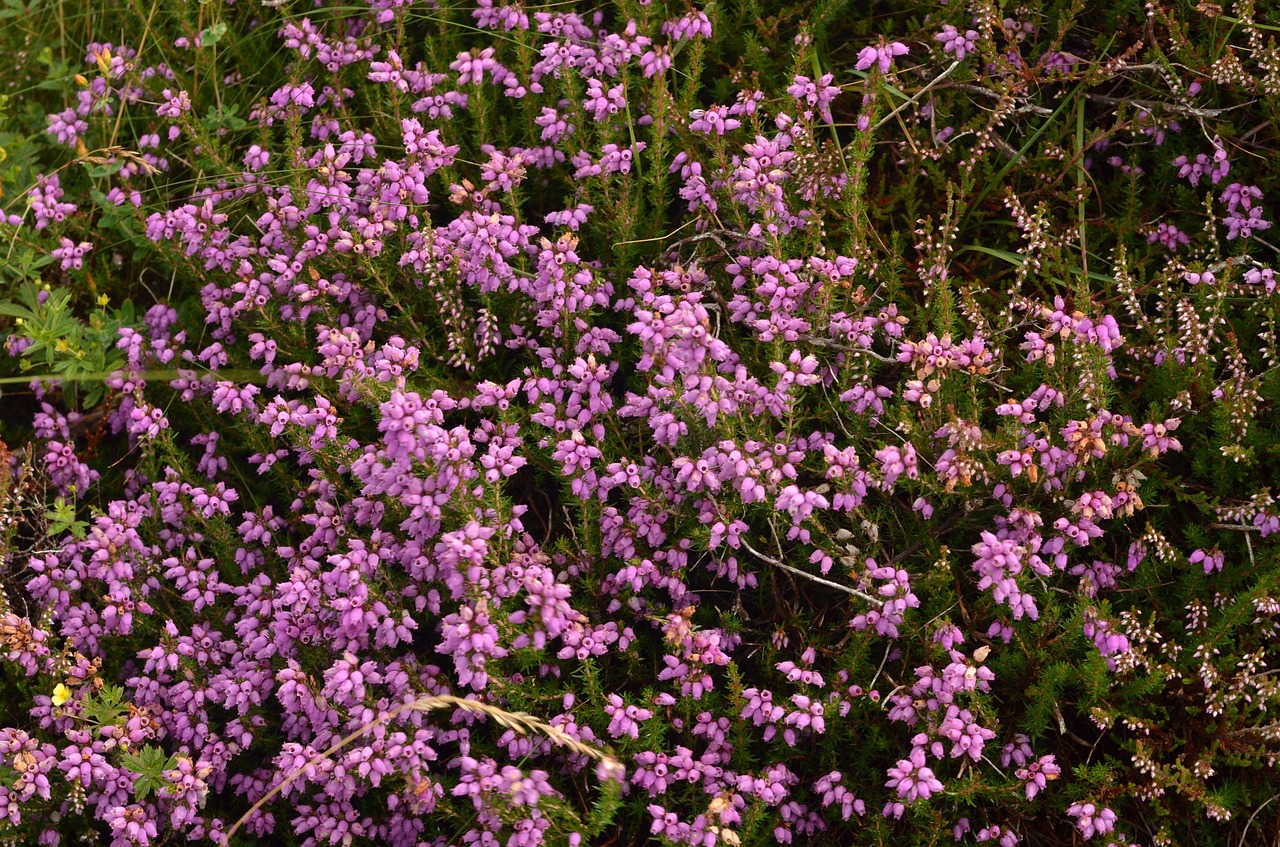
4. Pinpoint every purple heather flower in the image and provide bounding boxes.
[856,40,909,73]
[156,88,191,118]
[1189,548,1225,574]
[1147,222,1189,251]
[688,104,741,134]
[935,26,978,59]
[50,238,93,271]
[1016,755,1061,799]
[46,108,89,147]
[786,73,840,124]
[28,174,78,230]
[1220,182,1271,240]
[884,748,943,804]
[1066,802,1117,839]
